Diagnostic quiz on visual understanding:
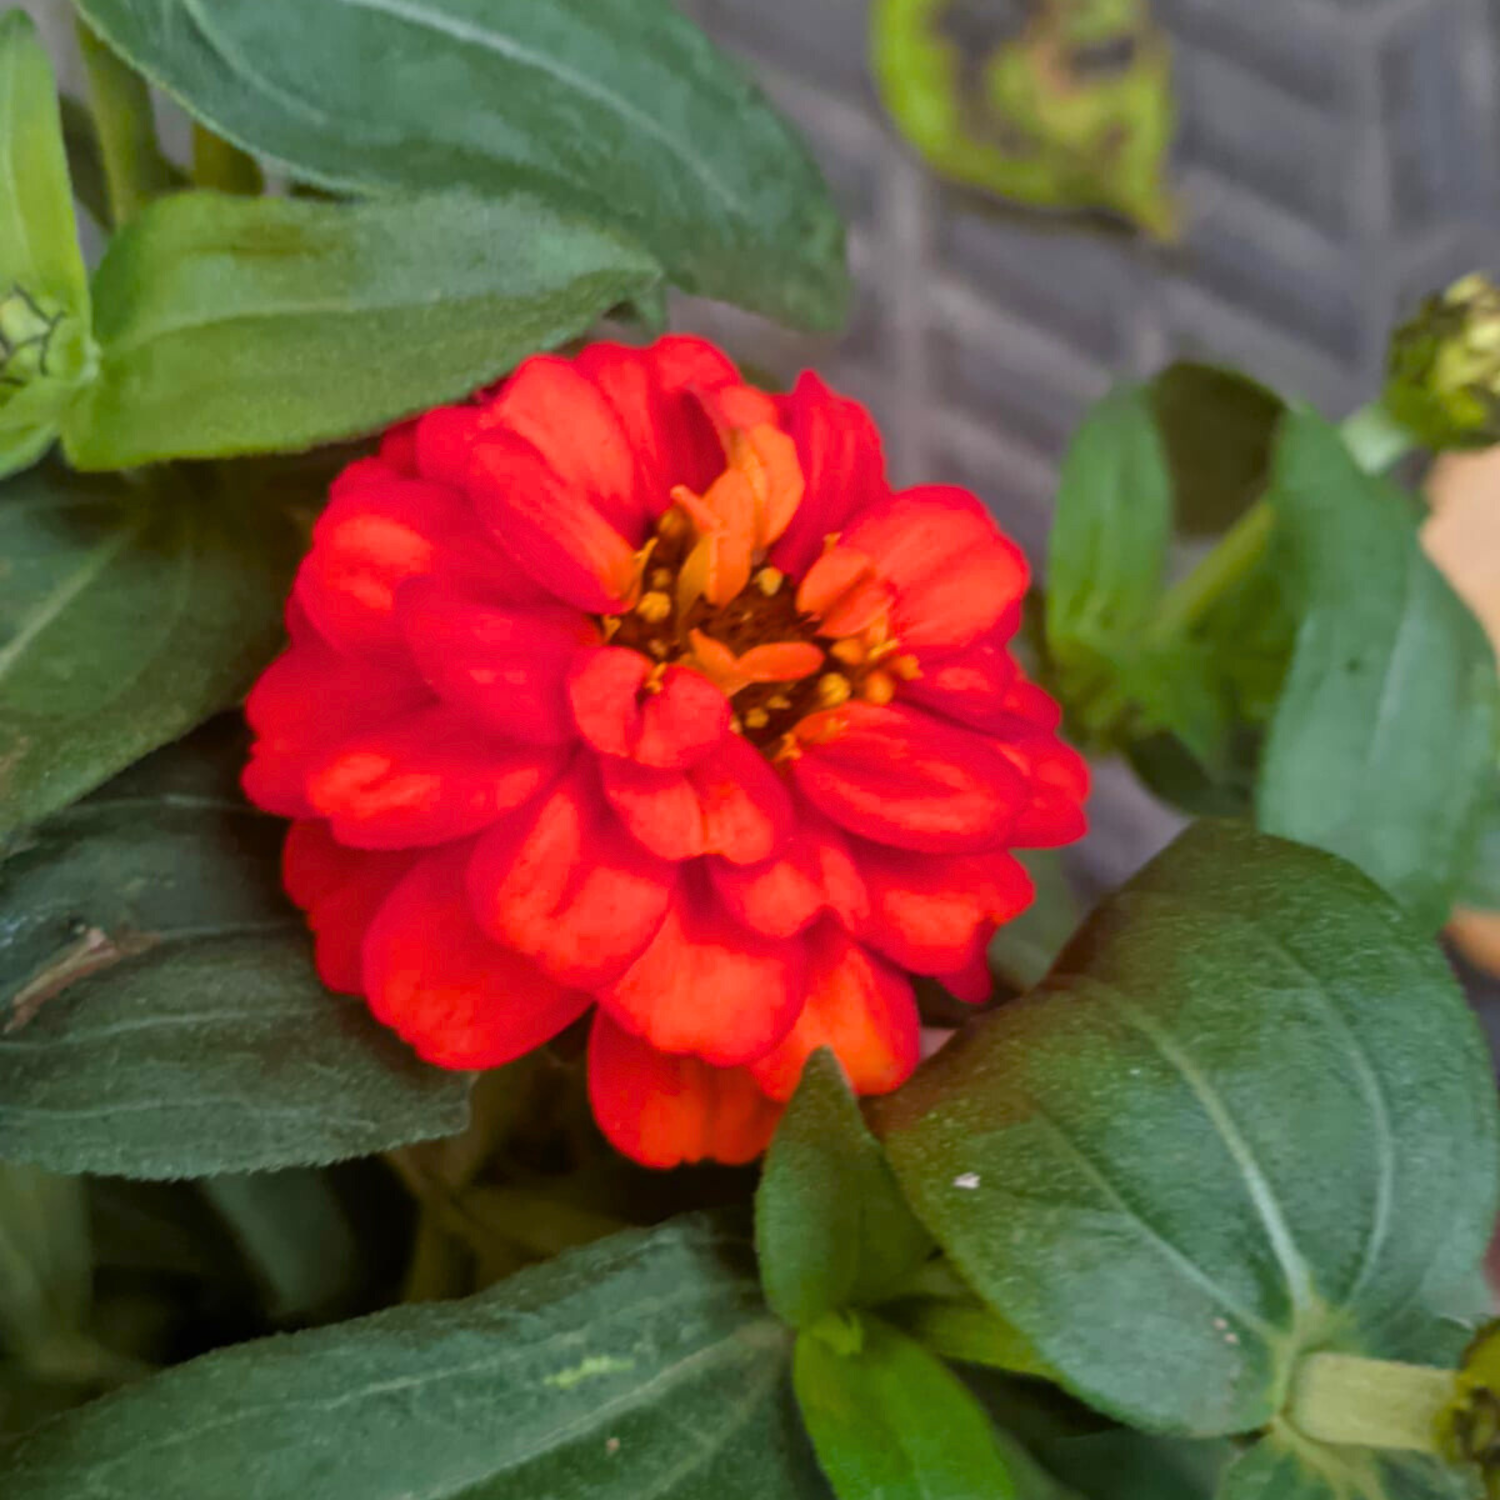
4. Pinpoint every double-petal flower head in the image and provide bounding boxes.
[244,337,1088,1166]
